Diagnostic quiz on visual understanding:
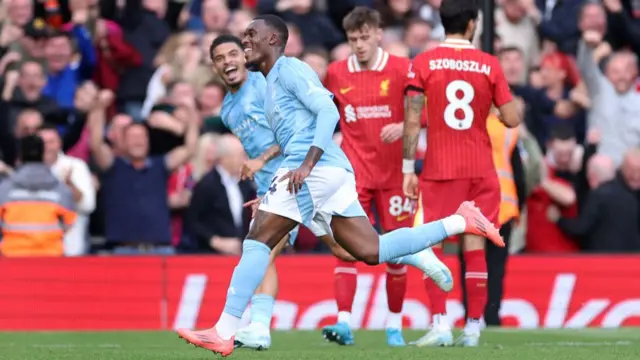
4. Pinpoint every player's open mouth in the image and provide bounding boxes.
[244,48,252,56]
[224,66,238,77]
